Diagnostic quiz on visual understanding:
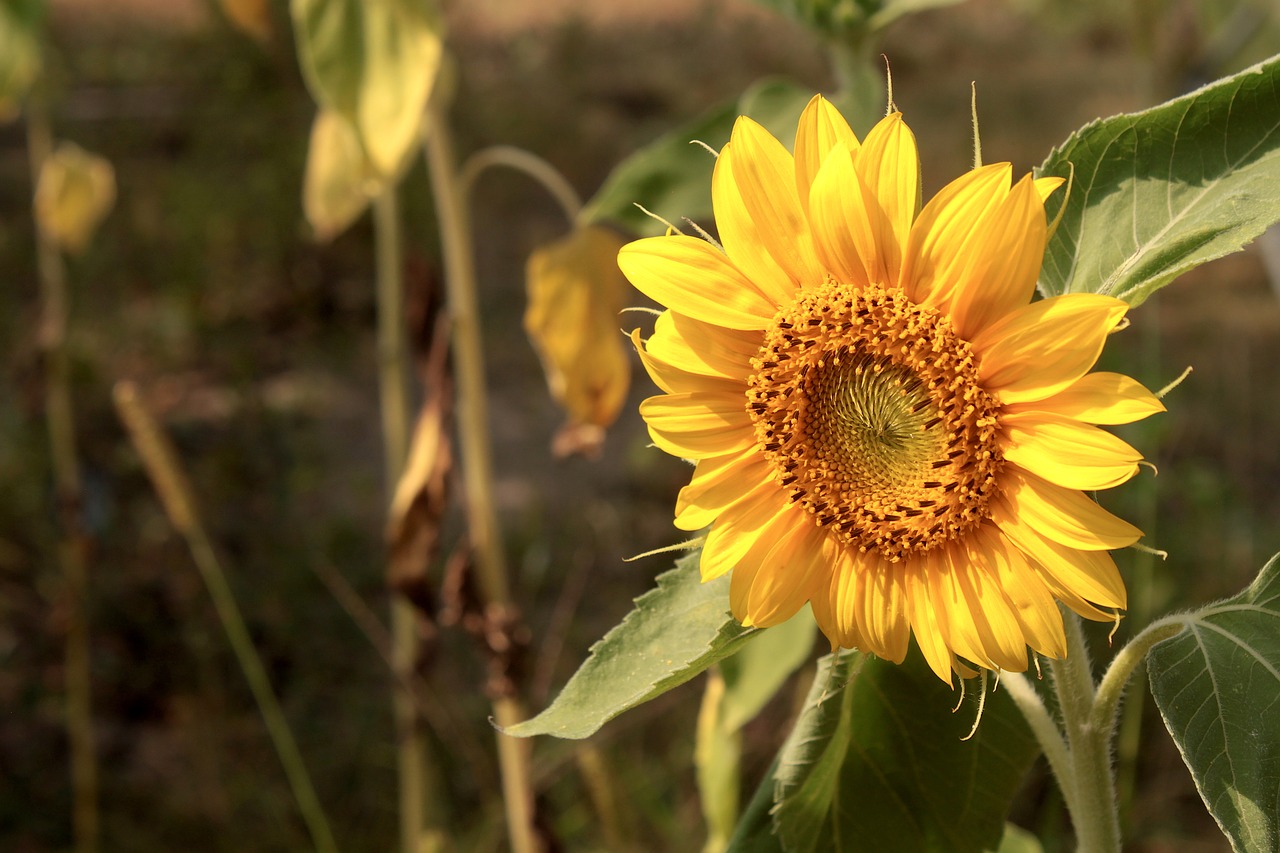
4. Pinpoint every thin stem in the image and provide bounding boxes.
[373,187,443,853]
[27,94,98,853]
[1001,672,1076,811]
[112,383,338,853]
[1092,616,1188,738]
[1050,614,1121,853]
[424,104,539,853]
[460,145,582,226]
